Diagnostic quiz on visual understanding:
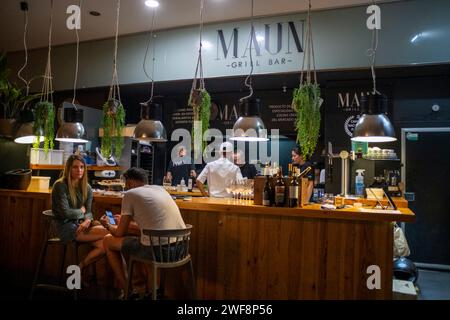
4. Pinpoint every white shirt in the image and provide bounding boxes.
[121,185,186,245]
[197,157,243,198]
